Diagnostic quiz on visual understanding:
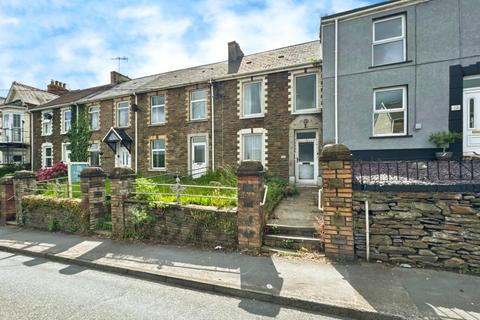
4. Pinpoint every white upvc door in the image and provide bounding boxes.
[463,88,480,156]
[116,143,131,168]
[191,136,207,178]
[295,130,318,184]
